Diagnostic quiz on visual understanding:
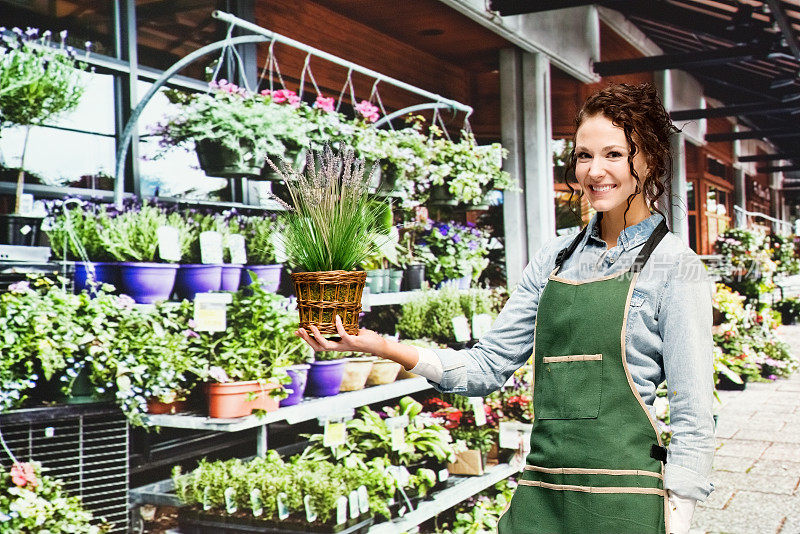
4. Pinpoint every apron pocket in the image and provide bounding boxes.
[536,354,602,419]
